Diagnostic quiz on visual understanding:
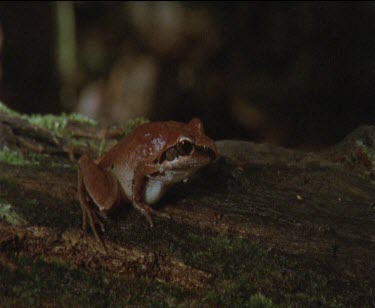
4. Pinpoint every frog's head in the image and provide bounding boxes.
[155,118,218,182]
